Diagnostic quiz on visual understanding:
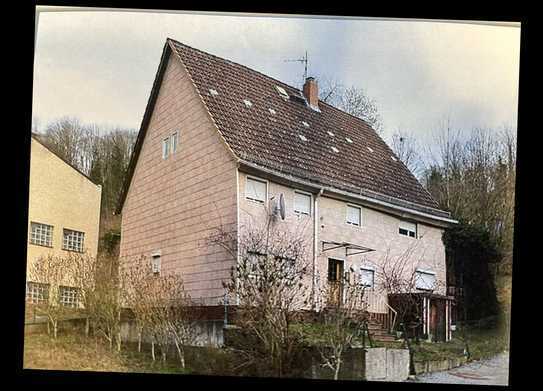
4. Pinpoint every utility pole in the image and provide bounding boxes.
[284,51,308,86]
